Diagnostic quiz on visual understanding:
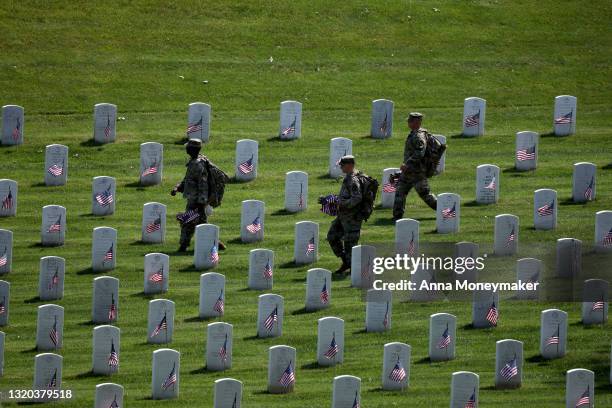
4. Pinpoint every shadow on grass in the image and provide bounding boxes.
[243,334,260,341]
[78,320,96,326]
[266,135,295,143]
[184,316,205,323]
[179,265,200,273]
[461,323,478,330]
[130,291,155,299]
[24,296,42,304]
[449,133,469,139]
[526,354,550,364]
[278,260,300,269]
[540,132,560,138]
[424,229,438,235]
[352,328,368,335]
[559,197,589,206]
[291,307,315,315]
[271,209,295,216]
[415,357,431,365]
[502,166,532,176]
[190,366,208,375]
[30,182,47,187]
[301,362,328,370]
[124,181,145,190]
[78,213,101,218]
[227,237,244,245]
[20,346,38,354]
[603,163,612,170]
[76,267,98,275]
[463,200,483,207]
[28,242,44,248]
[317,173,338,180]
[173,137,189,145]
[80,138,102,147]
[71,370,105,379]
[372,217,395,226]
